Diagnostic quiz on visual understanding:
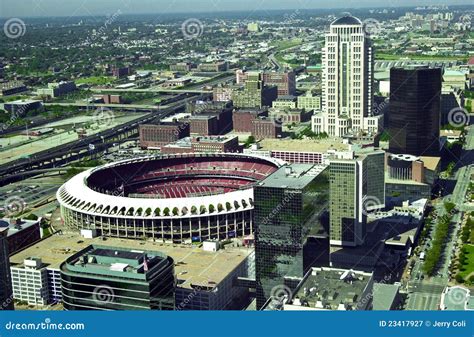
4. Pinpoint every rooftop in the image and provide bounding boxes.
[257,164,327,189]
[258,138,348,153]
[10,234,252,290]
[373,283,400,310]
[5,99,42,105]
[419,156,441,171]
[62,245,169,279]
[289,267,373,310]
[0,218,39,238]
